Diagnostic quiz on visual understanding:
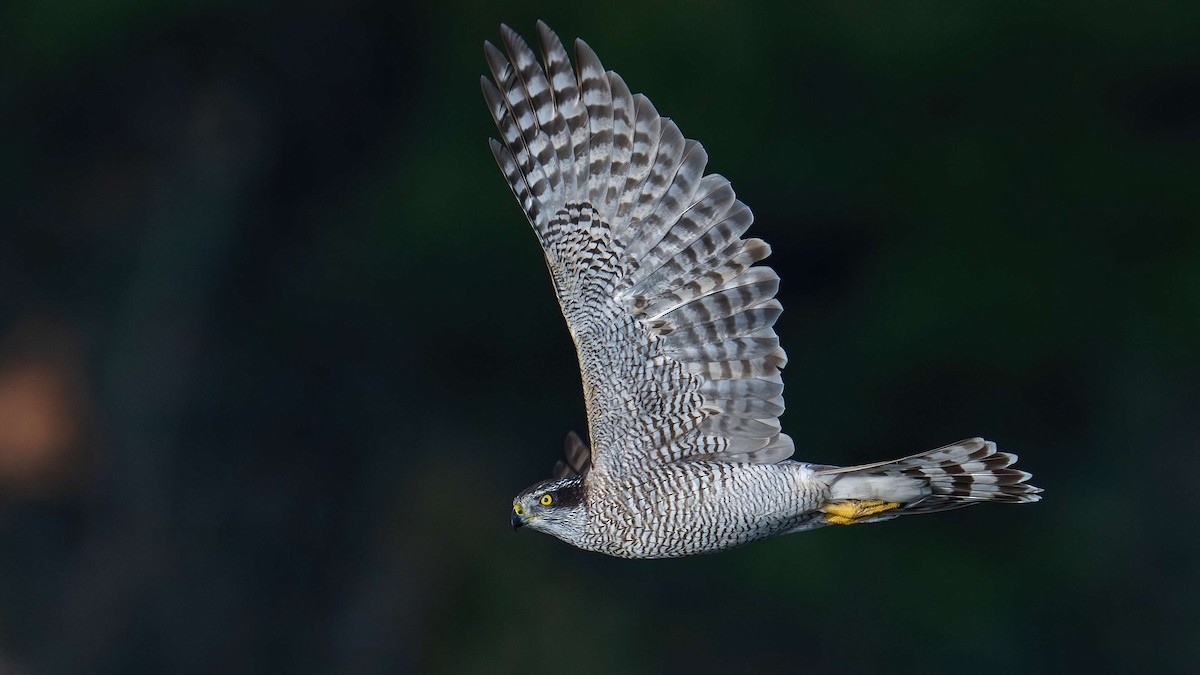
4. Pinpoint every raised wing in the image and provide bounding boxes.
[553,431,593,479]
[484,22,793,478]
